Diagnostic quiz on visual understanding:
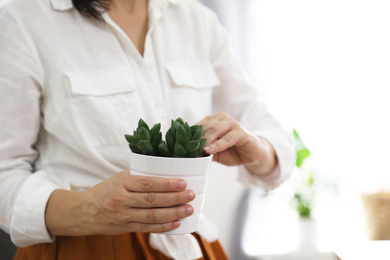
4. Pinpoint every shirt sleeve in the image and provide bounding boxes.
[0,7,70,246]
[206,9,296,190]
